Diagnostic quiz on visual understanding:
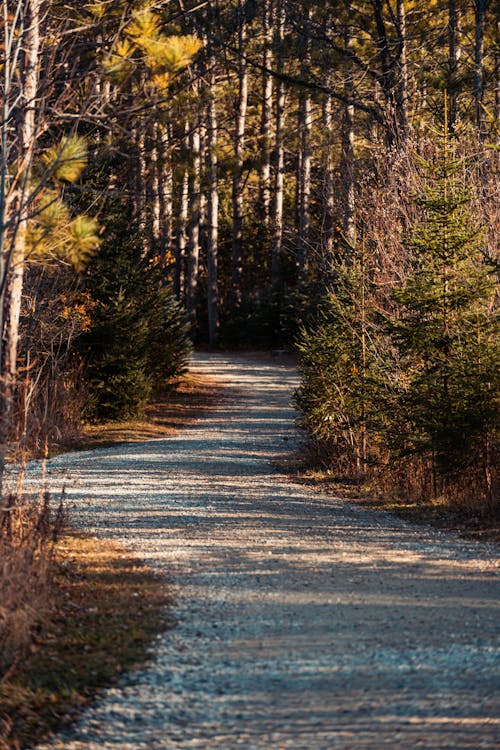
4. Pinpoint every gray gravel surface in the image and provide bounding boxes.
[34,352,499,749]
